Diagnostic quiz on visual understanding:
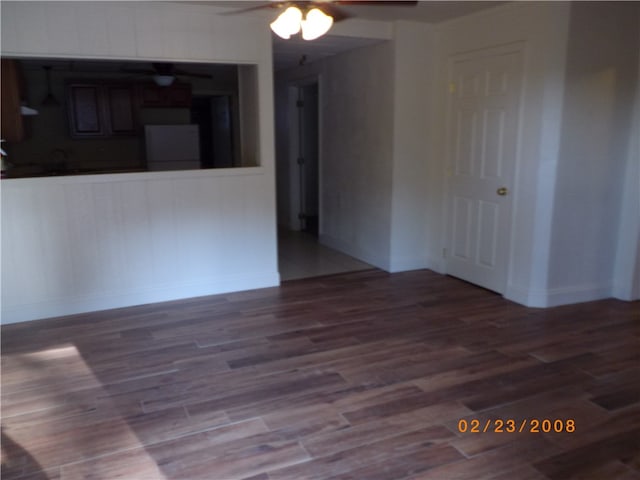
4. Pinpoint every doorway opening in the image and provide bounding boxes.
[296,83,320,236]
[276,78,372,281]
